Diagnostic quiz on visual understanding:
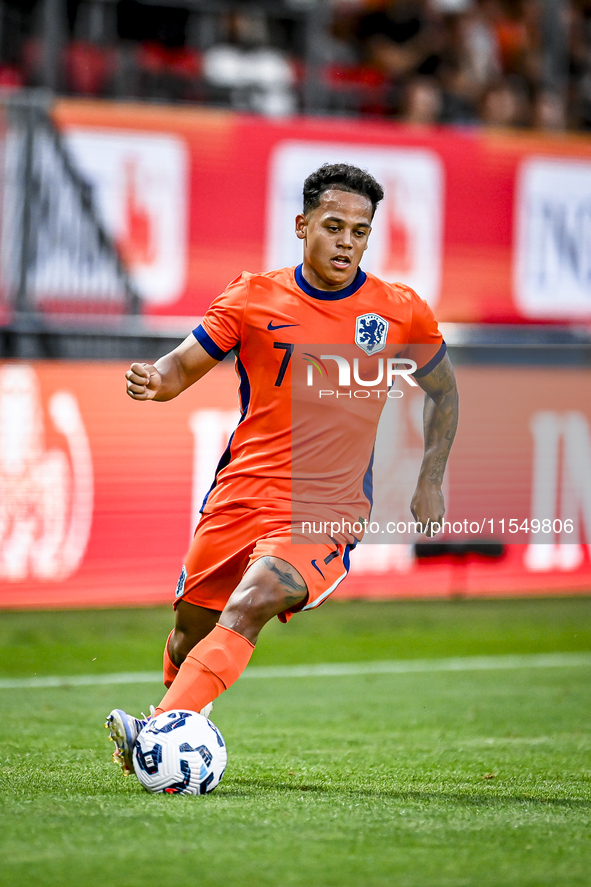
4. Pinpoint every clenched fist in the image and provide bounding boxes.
[125,363,162,400]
